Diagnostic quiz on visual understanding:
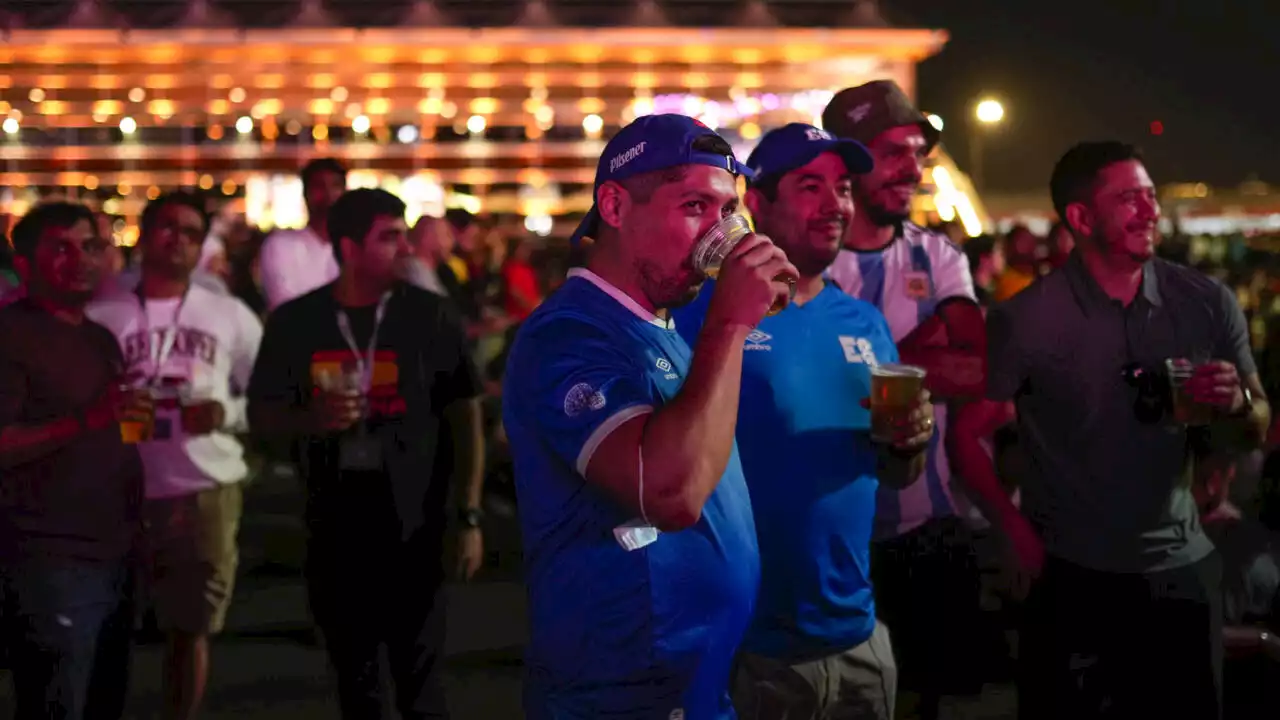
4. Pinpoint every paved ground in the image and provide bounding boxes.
[0,466,1016,719]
